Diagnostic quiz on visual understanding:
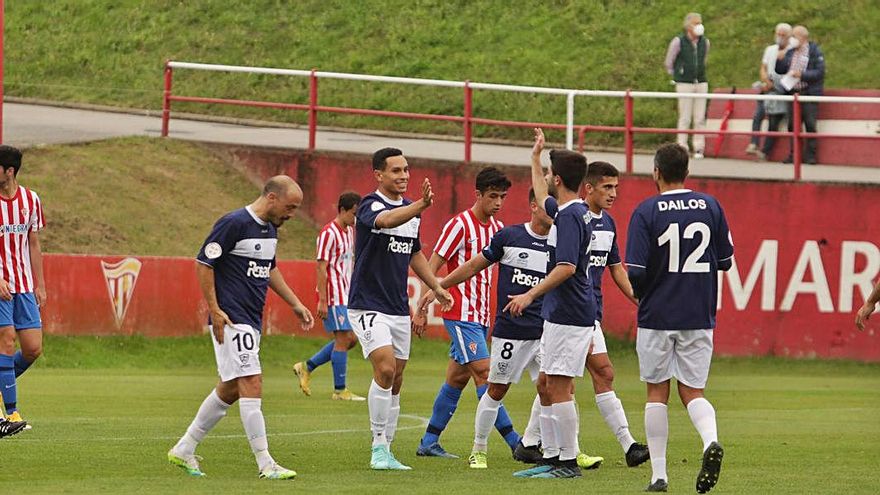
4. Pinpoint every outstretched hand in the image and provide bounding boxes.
[532,128,545,157]
[420,178,434,209]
